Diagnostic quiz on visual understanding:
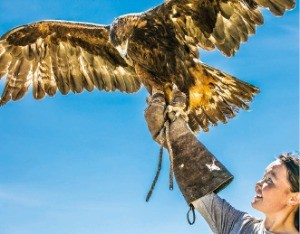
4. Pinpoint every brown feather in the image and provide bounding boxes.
[39,56,57,97]
[194,109,210,132]
[0,1,294,133]
[187,113,200,133]
[0,52,11,79]
[67,46,84,93]
[0,20,140,105]
[32,77,46,100]
[78,52,95,92]
[219,2,234,19]
[12,59,31,101]
[92,57,105,91]
[80,50,98,90]
[114,66,127,92]
[186,61,258,131]
[153,0,293,56]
